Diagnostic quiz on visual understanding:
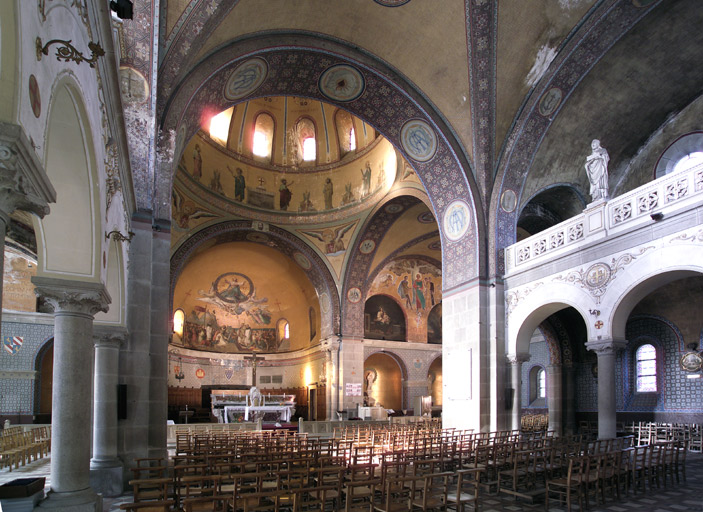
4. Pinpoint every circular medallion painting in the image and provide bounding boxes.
[320,292,331,314]
[500,189,517,213]
[384,203,403,214]
[28,75,41,118]
[401,120,437,162]
[679,351,703,372]
[225,58,268,101]
[359,239,376,254]
[347,287,362,304]
[417,211,435,224]
[294,252,312,270]
[428,240,441,251]
[585,263,611,289]
[119,66,149,105]
[443,200,471,242]
[539,87,562,118]
[213,272,254,303]
[195,368,205,379]
[319,64,365,102]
